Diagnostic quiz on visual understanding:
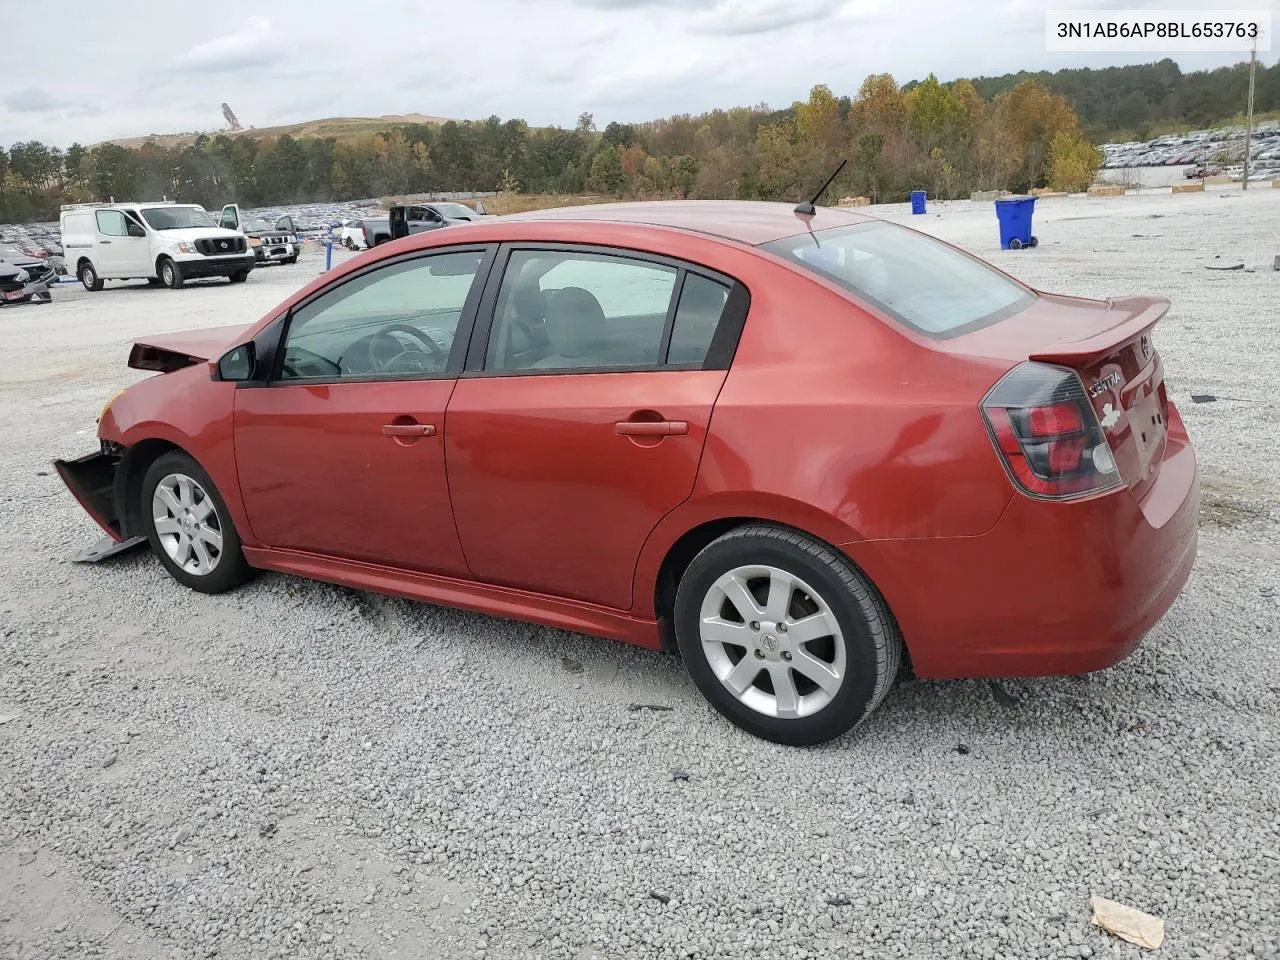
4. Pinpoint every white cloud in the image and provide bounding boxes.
[177,17,293,73]
[0,0,1273,148]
